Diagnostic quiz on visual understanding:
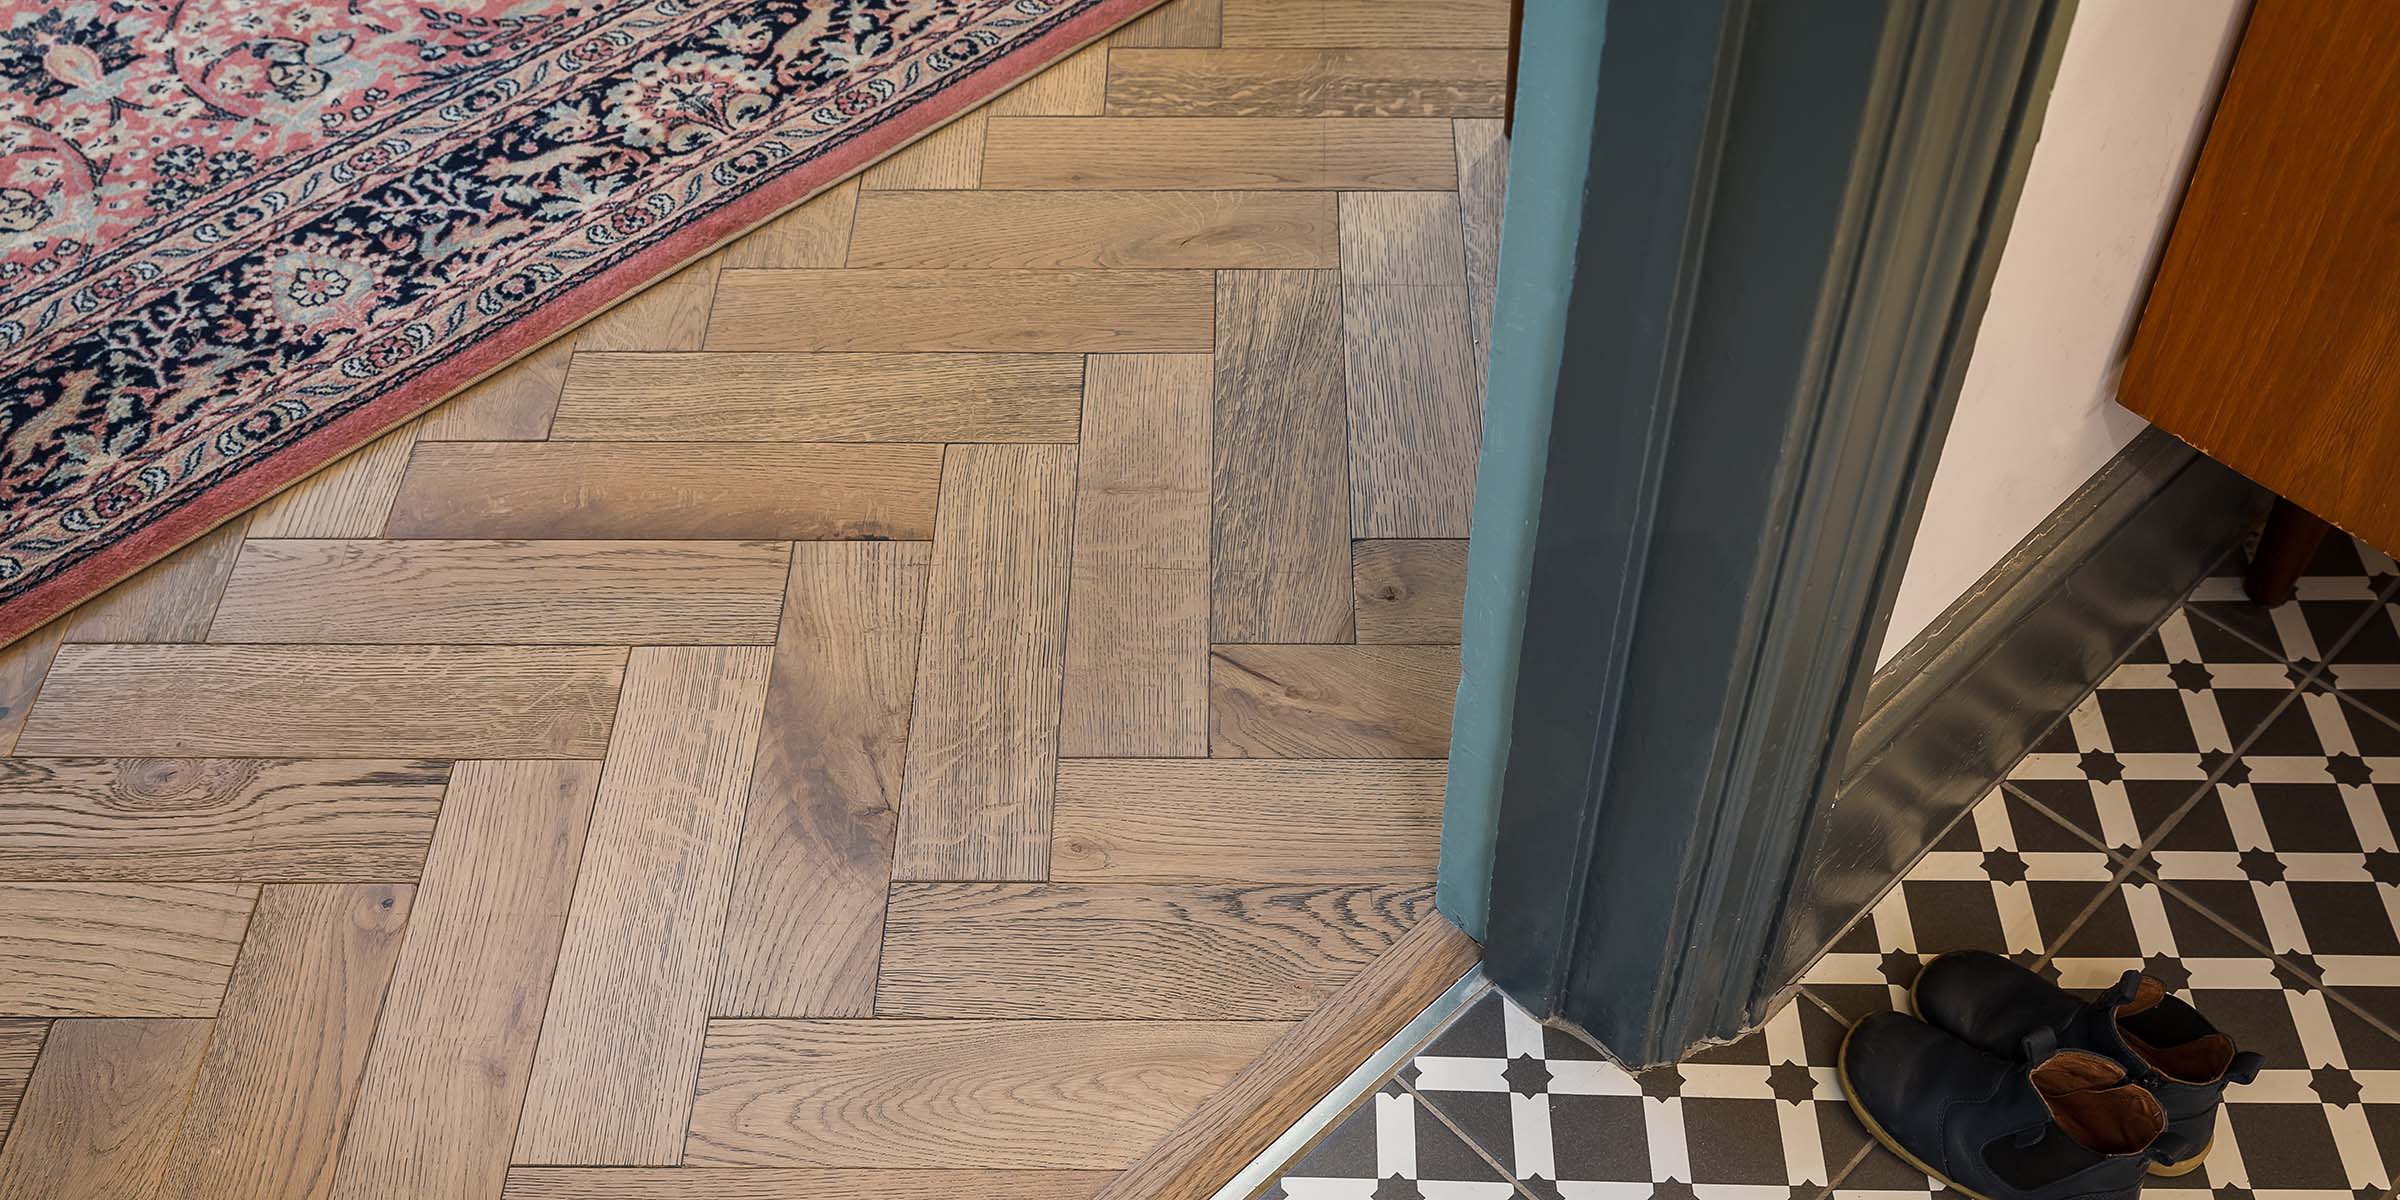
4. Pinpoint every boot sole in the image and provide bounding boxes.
[1836,1021,1996,1200]
[2149,1140,2212,1177]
